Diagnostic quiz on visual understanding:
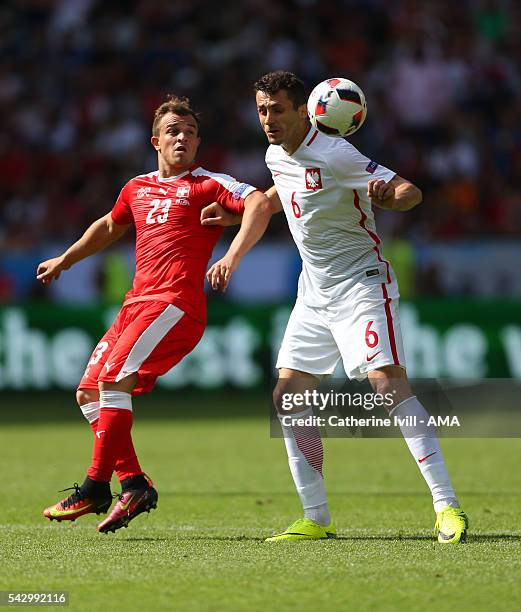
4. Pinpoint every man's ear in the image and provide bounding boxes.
[151,135,160,151]
[298,103,308,119]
